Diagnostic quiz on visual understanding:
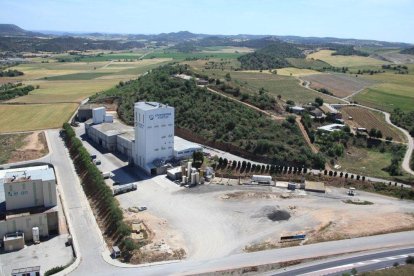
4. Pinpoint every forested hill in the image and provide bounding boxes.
[91,65,325,168]
[238,41,304,70]
[401,47,414,55]
[0,36,145,52]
